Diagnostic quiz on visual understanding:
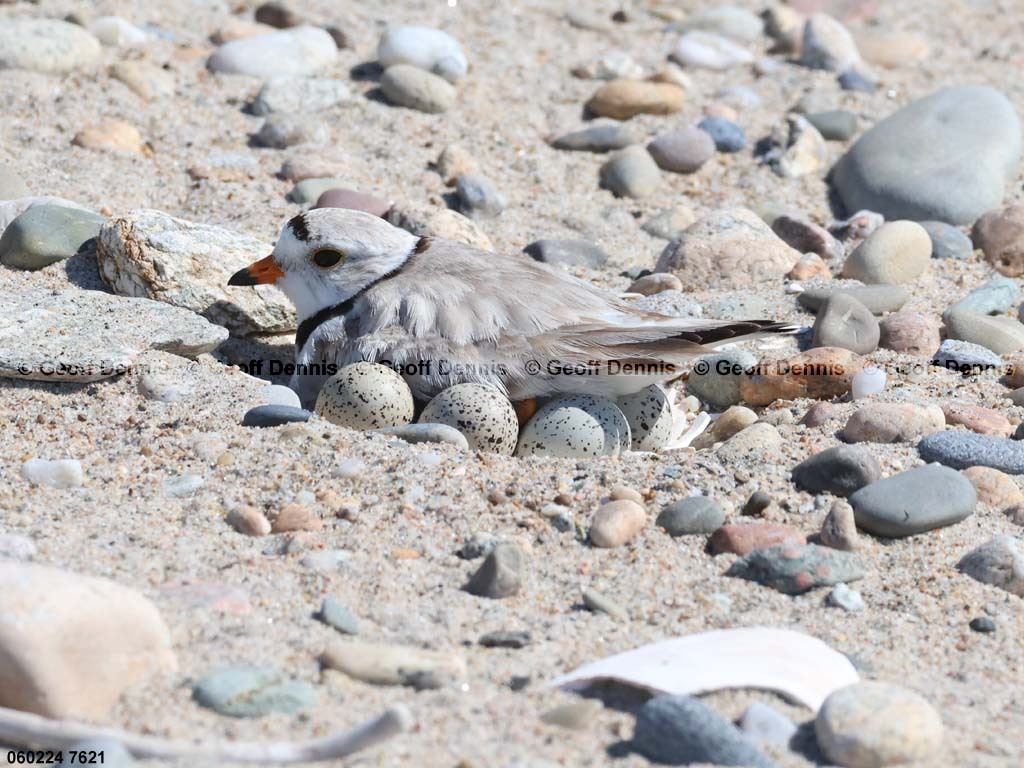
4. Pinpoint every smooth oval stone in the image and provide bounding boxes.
[193,666,317,718]
[314,188,393,217]
[837,68,876,93]
[317,596,359,635]
[242,405,311,427]
[791,444,882,496]
[374,423,469,450]
[798,285,909,314]
[0,204,104,270]
[524,238,608,267]
[251,76,350,115]
[0,20,101,74]
[810,293,880,353]
[679,6,764,42]
[455,174,507,219]
[805,109,858,141]
[920,220,973,260]
[207,26,336,78]
[687,349,758,410]
[599,146,661,198]
[551,122,637,153]
[832,86,1022,224]
[380,64,455,113]
[671,31,754,70]
[377,26,466,82]
[849,464,976,537]
[656,496,726,536]
[842,221,931,284]
[919,431,1024,473]
[943,310,1024,354]
[288,177,347,204]
[945,275,1019,317]
[697,116,746,152]
[648,127,716,173]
